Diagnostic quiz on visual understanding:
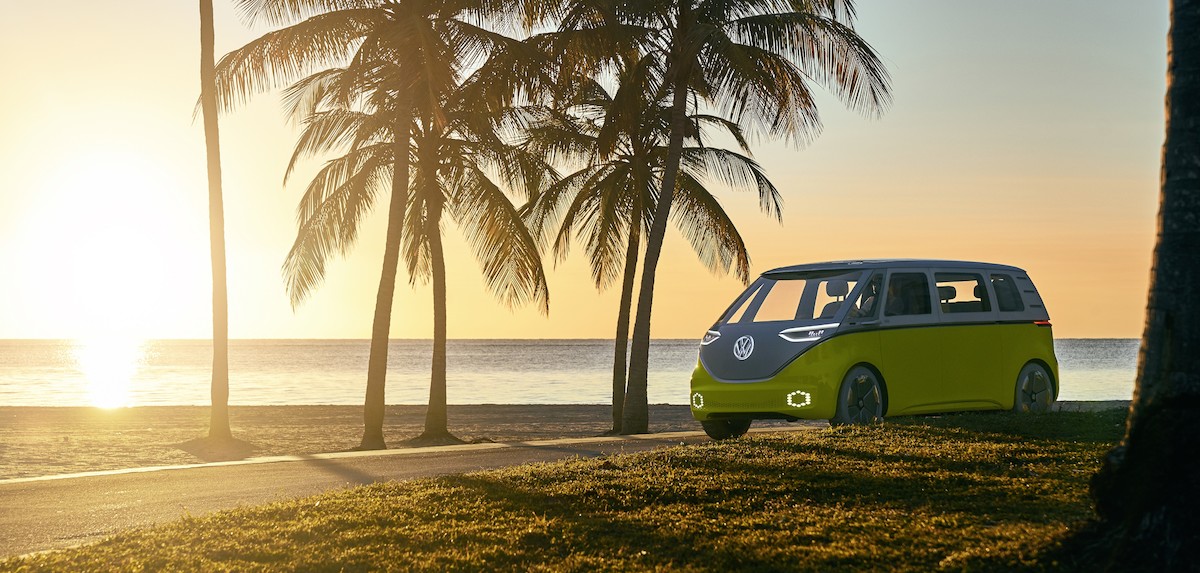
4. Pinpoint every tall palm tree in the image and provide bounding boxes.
[402,90,551,443]
[199,0,231,440]
[213,0,529,449]
[524,57,779,433]
[1087,0,1200,568]
[609,0,891,433]
[279,51,552,444]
